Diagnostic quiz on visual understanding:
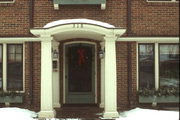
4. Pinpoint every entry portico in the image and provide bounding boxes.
[30,19,126,118]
